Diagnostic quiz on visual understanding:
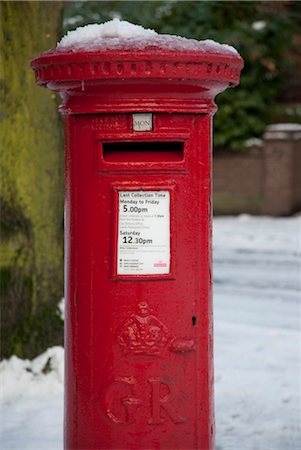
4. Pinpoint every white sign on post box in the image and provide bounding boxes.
[117,190,170,275]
